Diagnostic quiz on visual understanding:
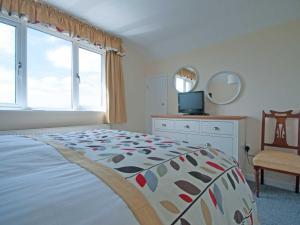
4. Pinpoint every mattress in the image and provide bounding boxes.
[0,134,139,225]
[0,127,259,225]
